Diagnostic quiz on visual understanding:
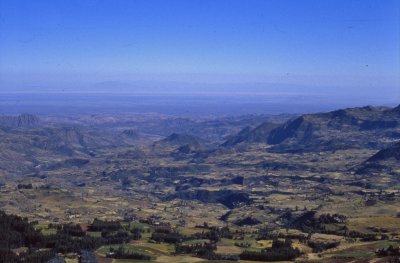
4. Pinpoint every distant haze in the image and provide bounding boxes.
[0,0,399,113]
[0,92,397,117]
